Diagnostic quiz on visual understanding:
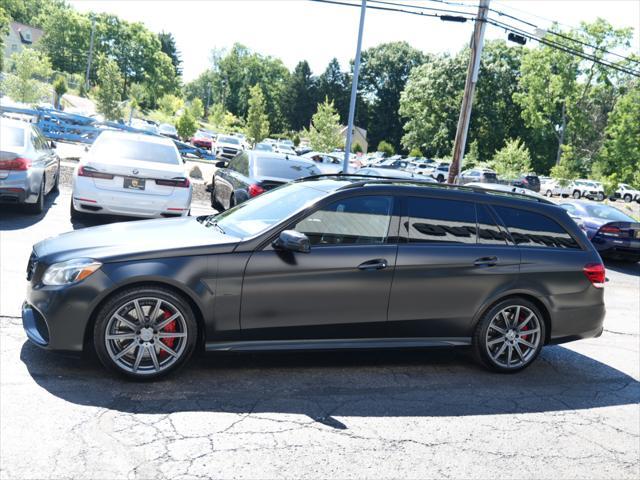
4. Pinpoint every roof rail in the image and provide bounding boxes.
[296,174,555,204]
